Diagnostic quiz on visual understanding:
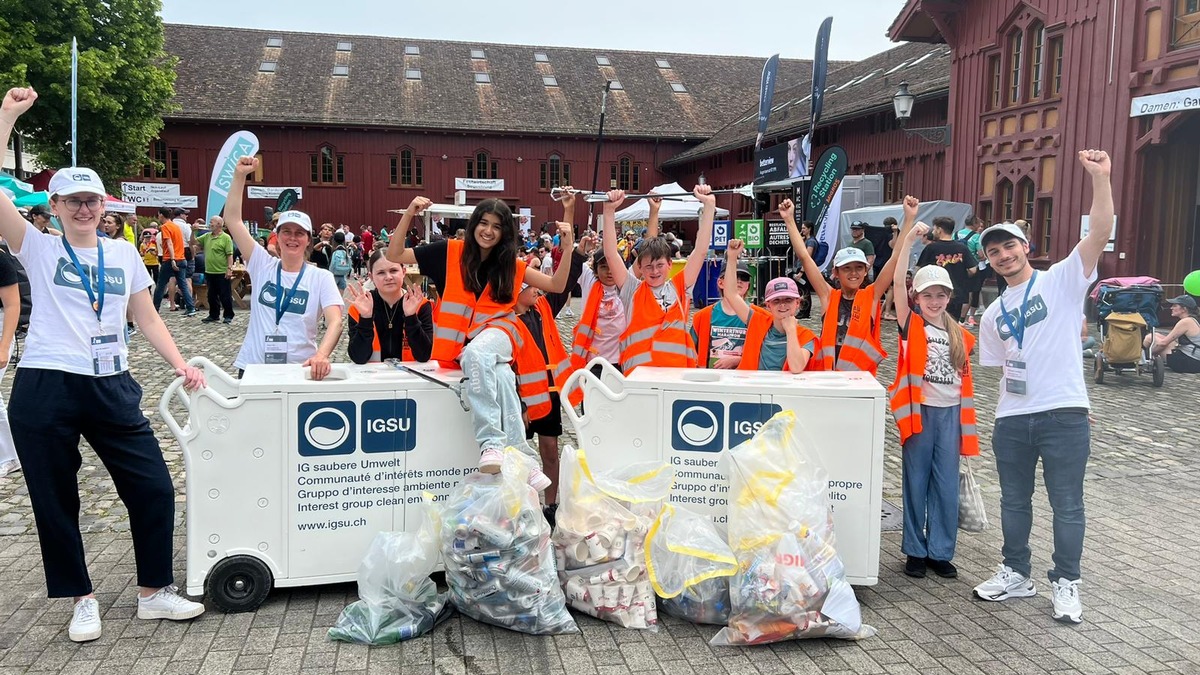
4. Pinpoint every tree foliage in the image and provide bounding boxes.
[0,0,176,191]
